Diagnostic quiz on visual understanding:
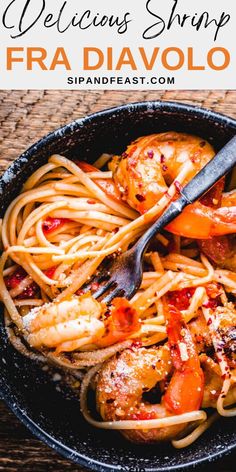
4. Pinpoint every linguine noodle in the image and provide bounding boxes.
[0,144,235,449]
